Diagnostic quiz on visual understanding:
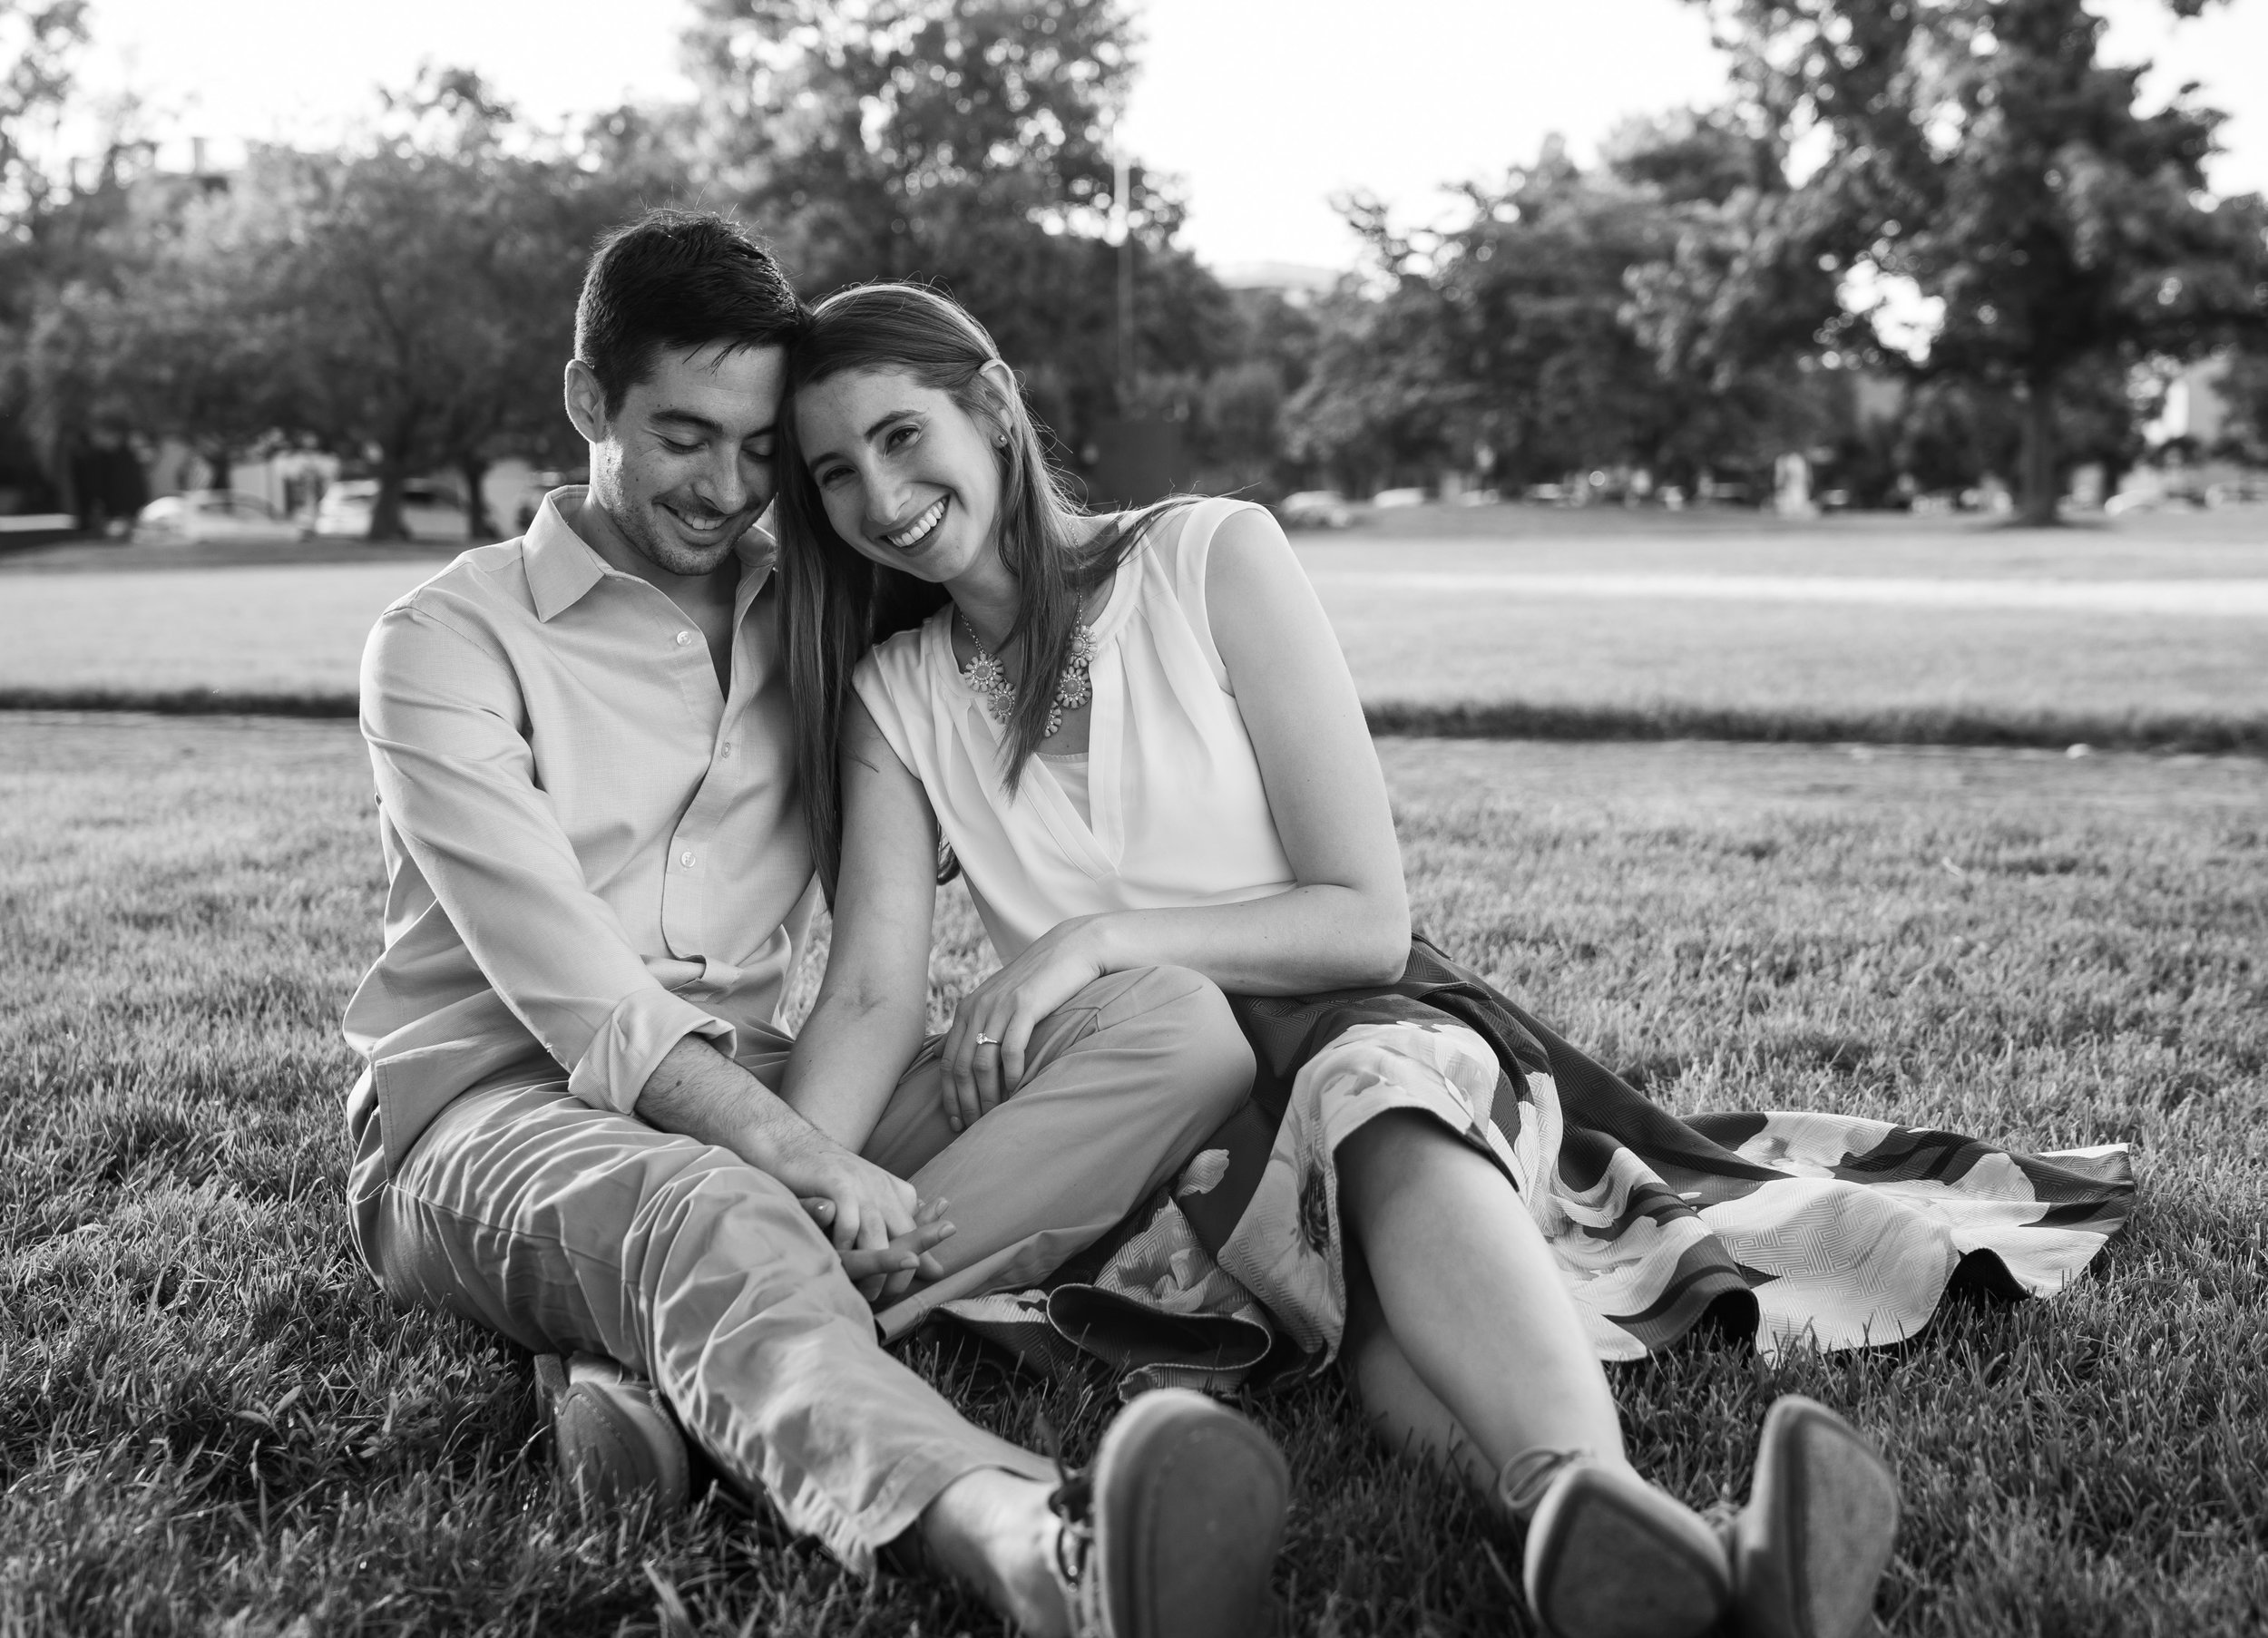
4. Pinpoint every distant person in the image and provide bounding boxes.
[341,210,1290,1638]
[764,282,2138,1638]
